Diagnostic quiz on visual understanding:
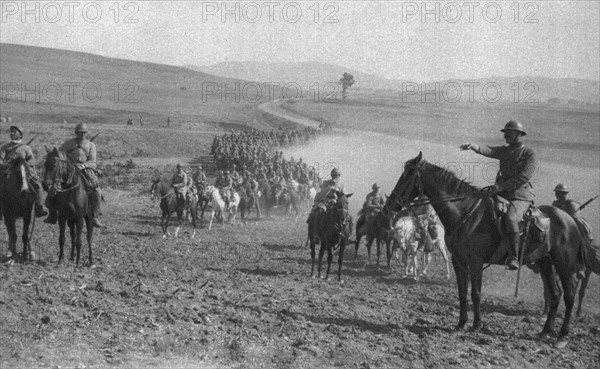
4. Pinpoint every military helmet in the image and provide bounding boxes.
[331,168,341,178]
[500,120,526,136]
[176,163,183,169]
[75,123,89,133]
[9,125,23,137]
[372,183,380,190]
[554,183,569,193]
[225,170,230,174]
